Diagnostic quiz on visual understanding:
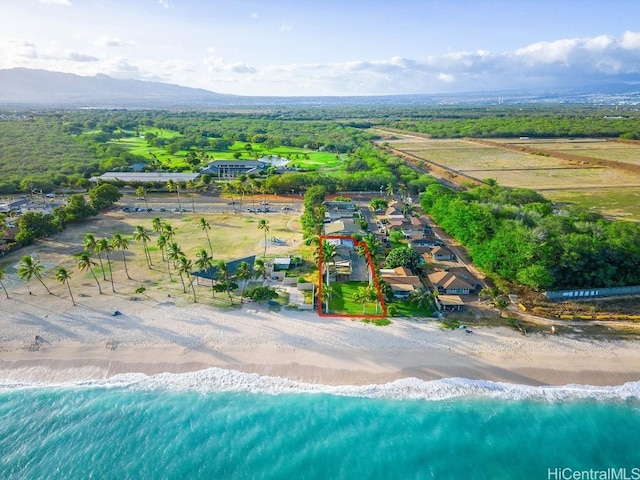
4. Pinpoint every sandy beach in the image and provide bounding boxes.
[1,288,639,387]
